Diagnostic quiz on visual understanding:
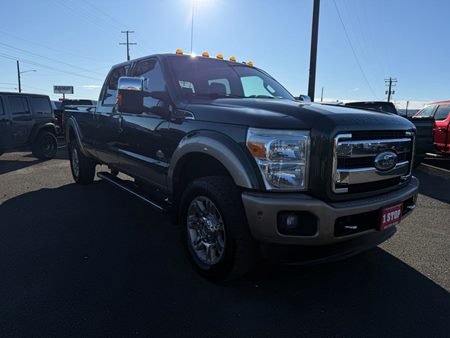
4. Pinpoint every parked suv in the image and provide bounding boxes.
[65,52,418,280]
[0,92,58,159]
